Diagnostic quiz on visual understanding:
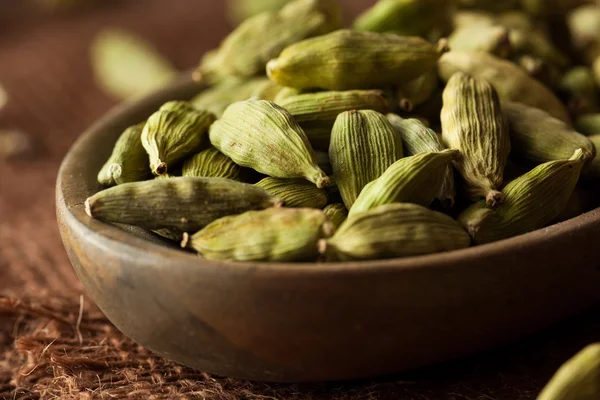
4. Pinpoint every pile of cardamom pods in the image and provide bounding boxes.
[85,0,600,263]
